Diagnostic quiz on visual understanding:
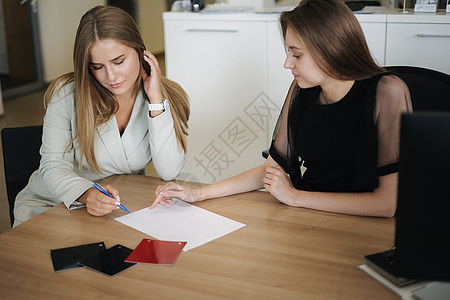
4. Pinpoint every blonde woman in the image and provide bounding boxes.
[14,6,189,226]
[151,0,412,217]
